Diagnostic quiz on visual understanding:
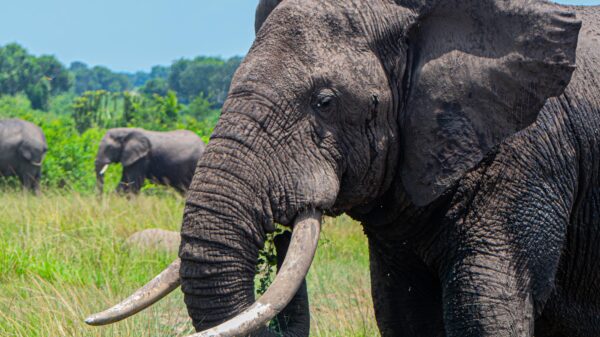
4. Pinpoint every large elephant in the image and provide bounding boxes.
[87,1,600,336]
[0,118,47,193]
[95,128,206,194]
